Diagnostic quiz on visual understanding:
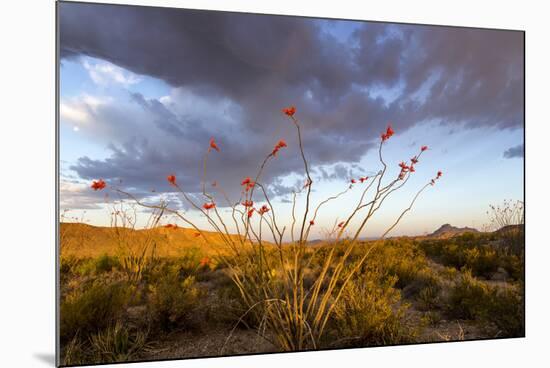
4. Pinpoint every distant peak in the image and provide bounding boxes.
[429,223,479,238]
